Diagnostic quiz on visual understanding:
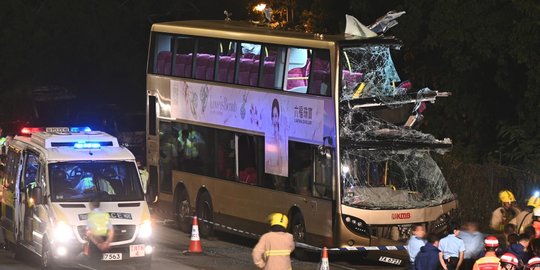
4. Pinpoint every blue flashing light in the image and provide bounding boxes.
[535,191,540,198]
[74,142,101,149]
[70,126,92,133]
